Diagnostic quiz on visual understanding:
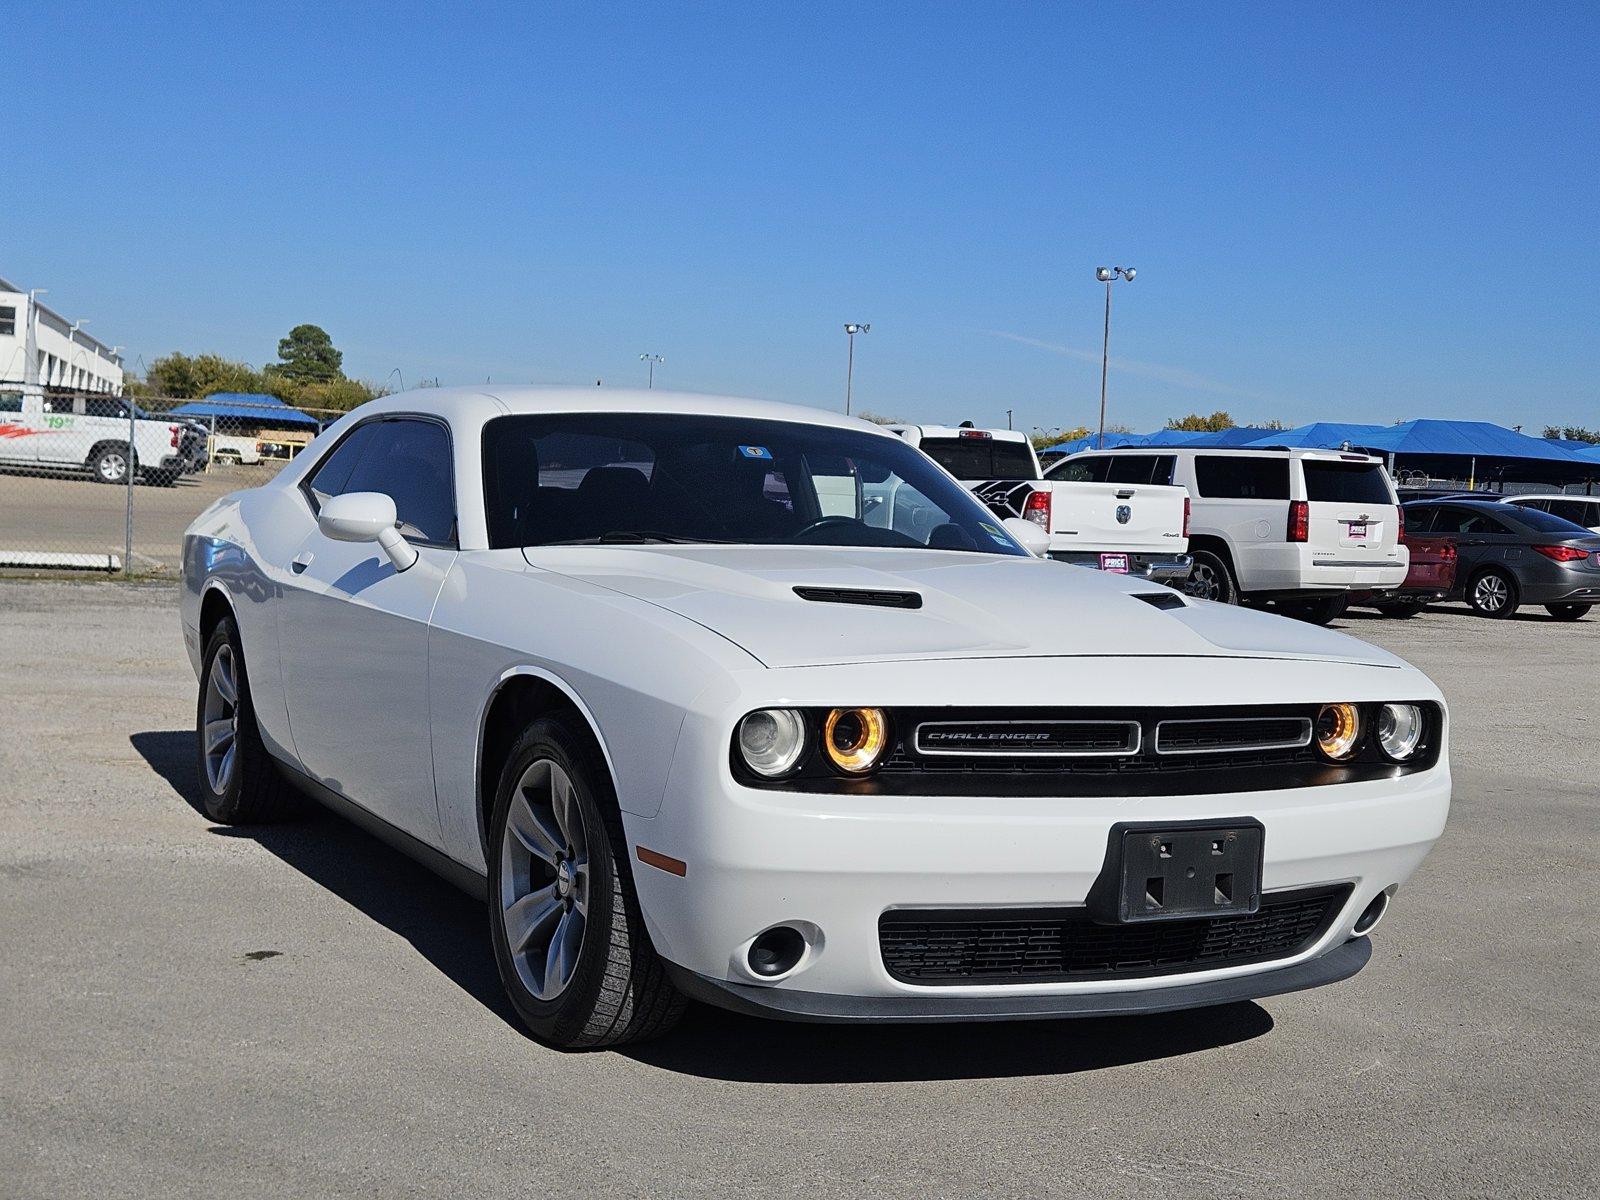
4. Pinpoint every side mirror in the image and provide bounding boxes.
[1002,516,1050,558]
[317,491,418,571]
